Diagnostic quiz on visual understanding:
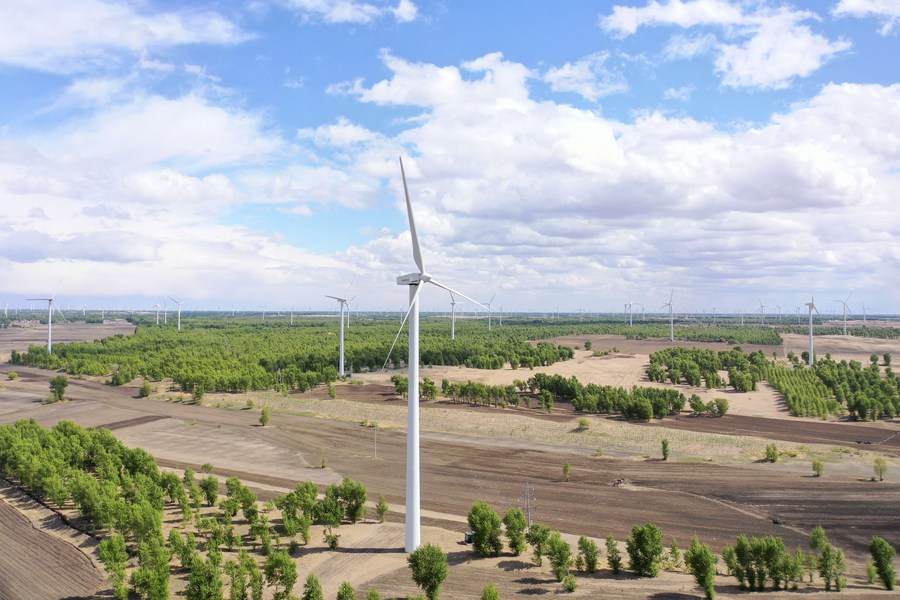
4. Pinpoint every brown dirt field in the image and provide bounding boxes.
[1,328,899,598]
[0,481,109,600]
